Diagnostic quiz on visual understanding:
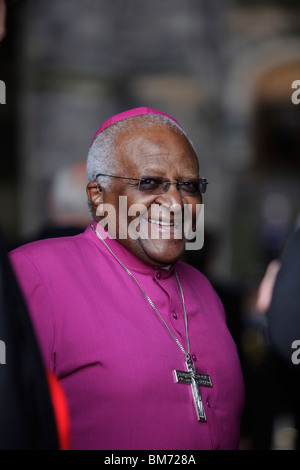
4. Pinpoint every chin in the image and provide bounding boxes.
[141,240,185,267]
